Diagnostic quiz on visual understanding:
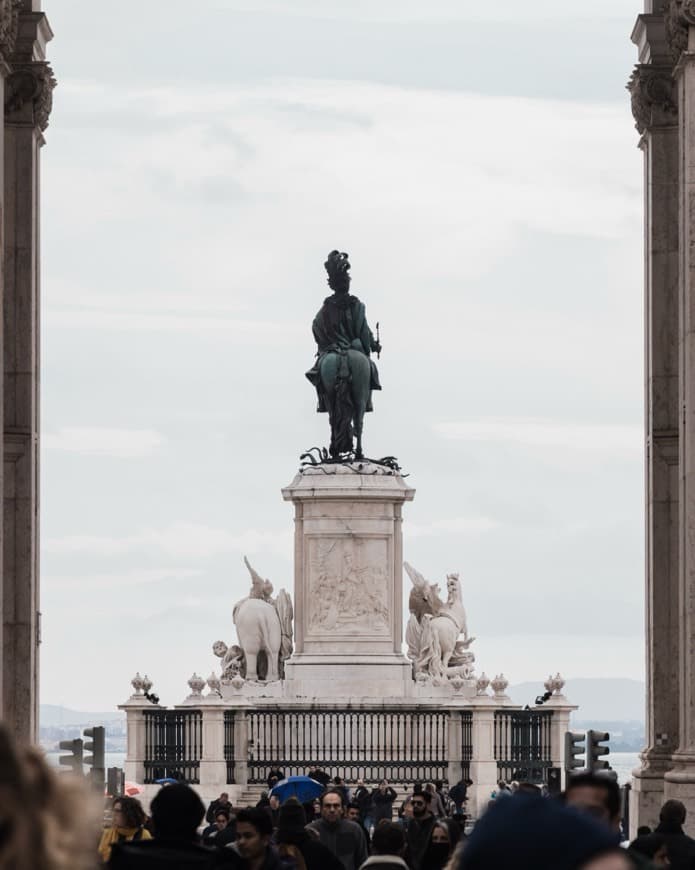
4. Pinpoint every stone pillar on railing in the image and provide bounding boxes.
[466,673,498,819]
[446,708,464,786]
[223,686,250,787]
[118,673,163,785]
[198,692,227,793]
[543,674,577,788]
